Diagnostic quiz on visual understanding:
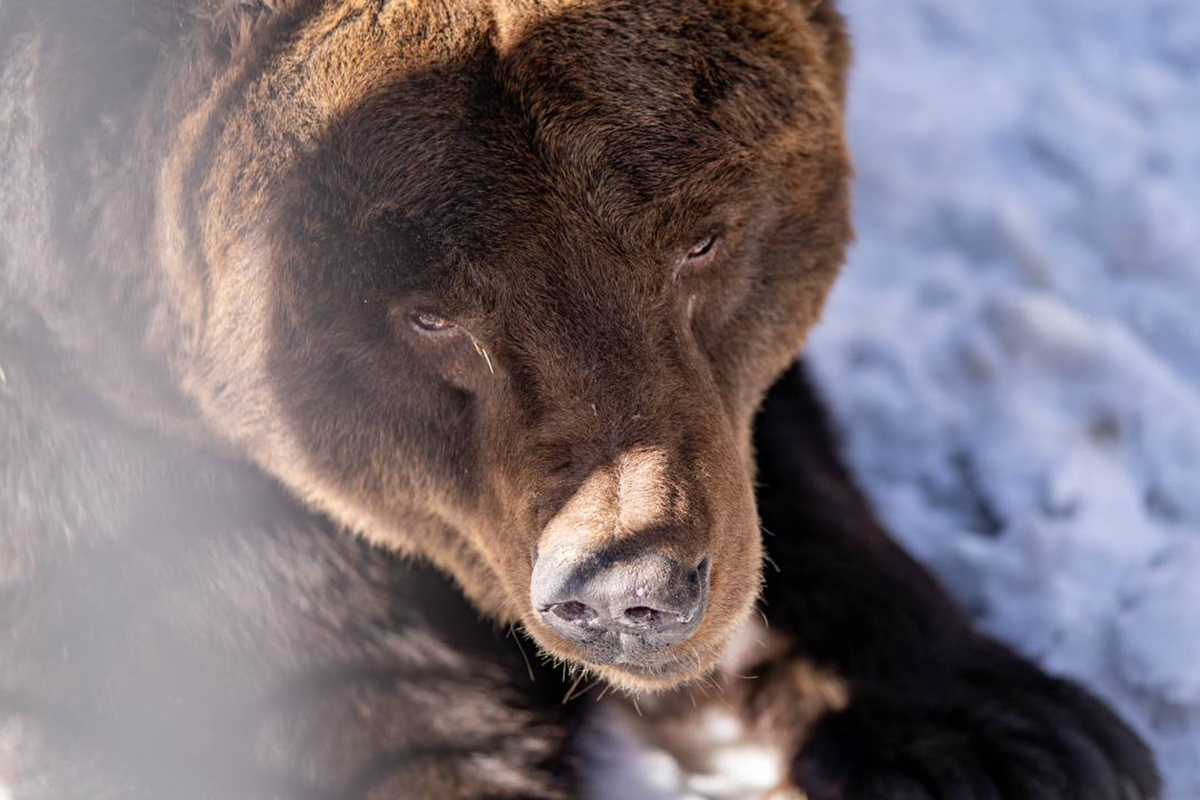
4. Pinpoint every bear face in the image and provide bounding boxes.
[172,0,851,692]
